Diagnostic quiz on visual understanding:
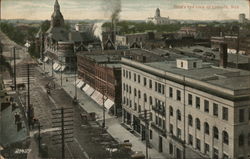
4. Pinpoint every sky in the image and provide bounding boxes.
[1,0,249,21]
